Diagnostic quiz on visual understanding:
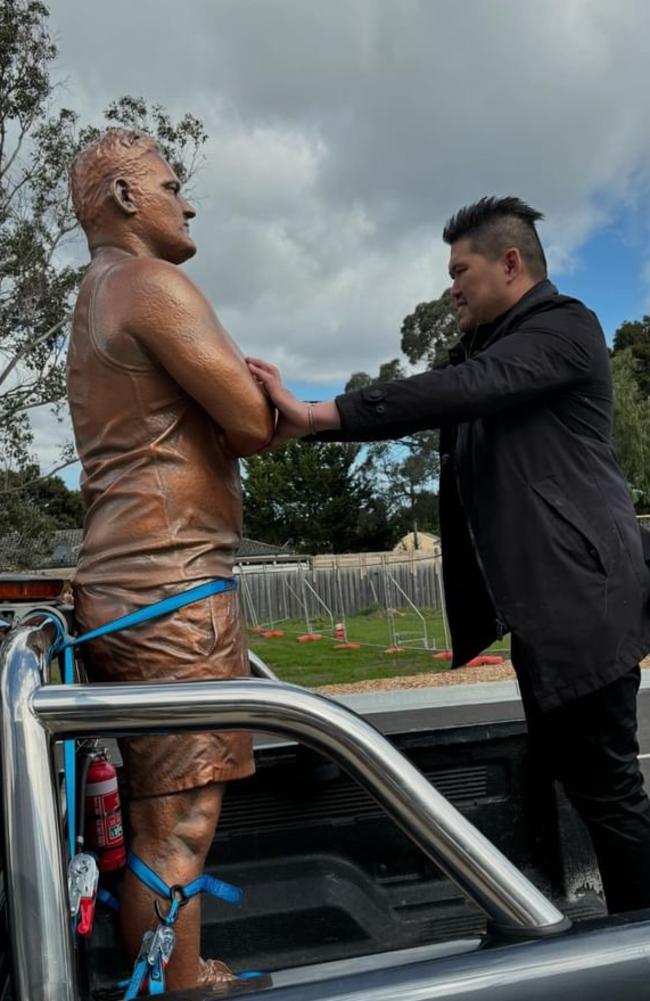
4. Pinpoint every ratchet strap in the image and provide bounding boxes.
[122,851,243,998]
